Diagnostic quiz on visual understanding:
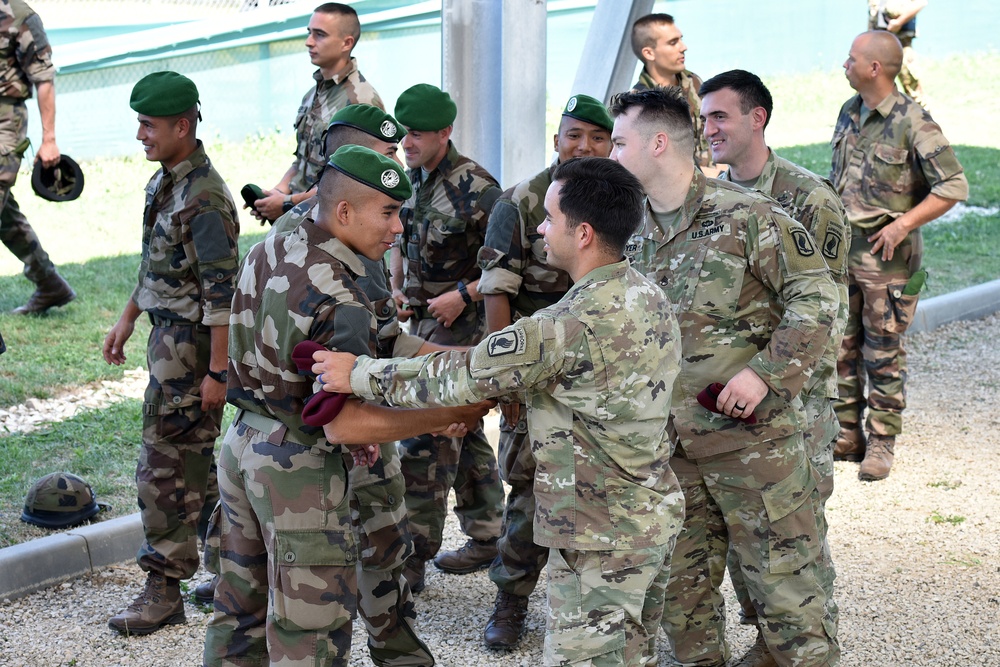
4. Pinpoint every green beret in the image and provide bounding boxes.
[130,71,199,117]
[562,94,614,133]
[328,145,412,201]
[329,104,406,142]
[394,84,457,132]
